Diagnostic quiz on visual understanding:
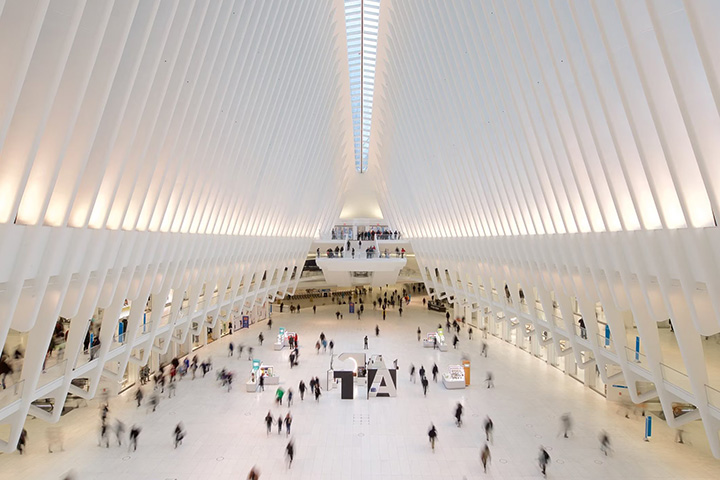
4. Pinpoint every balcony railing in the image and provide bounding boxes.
[0,379,24,409]
[597,332,613,350]
[660,363,693,396]
[38,359,67,388]
[624,347,651,373]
